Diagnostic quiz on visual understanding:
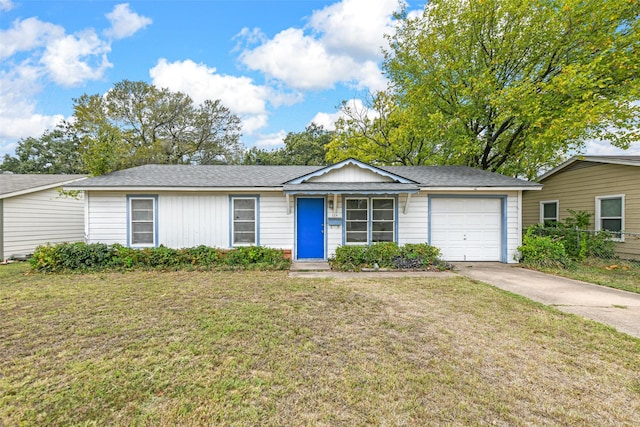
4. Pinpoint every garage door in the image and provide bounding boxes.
[430,198,502,262]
